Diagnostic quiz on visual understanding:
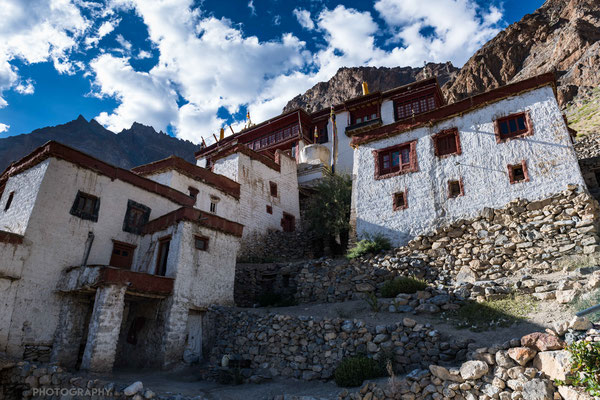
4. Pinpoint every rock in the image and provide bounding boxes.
[143,389,156,399]
[558,386,595,400]
[456,266,477,284]
[429,365,464,382]
[403,318,417,327]
[356,283,375,292]
[521,378,553,400]
[496,350,517,368]
[508,347,537,366]
[123,381,144,396]
[521,332,565,351]
[570,316,593,331]
[556,290,578,304]
[415,303,440,313]
[460,360,489,380]
[533,350,572,380]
